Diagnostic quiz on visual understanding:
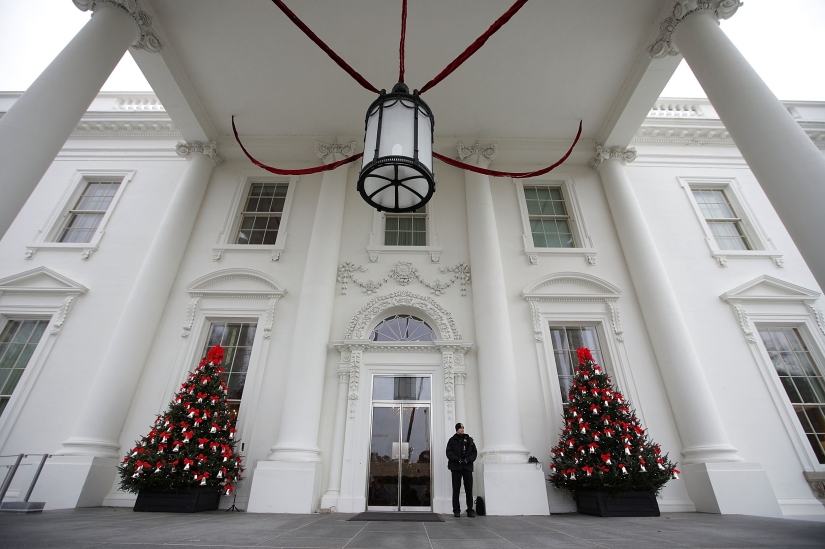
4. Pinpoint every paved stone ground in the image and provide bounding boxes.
[1,509,824,549]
